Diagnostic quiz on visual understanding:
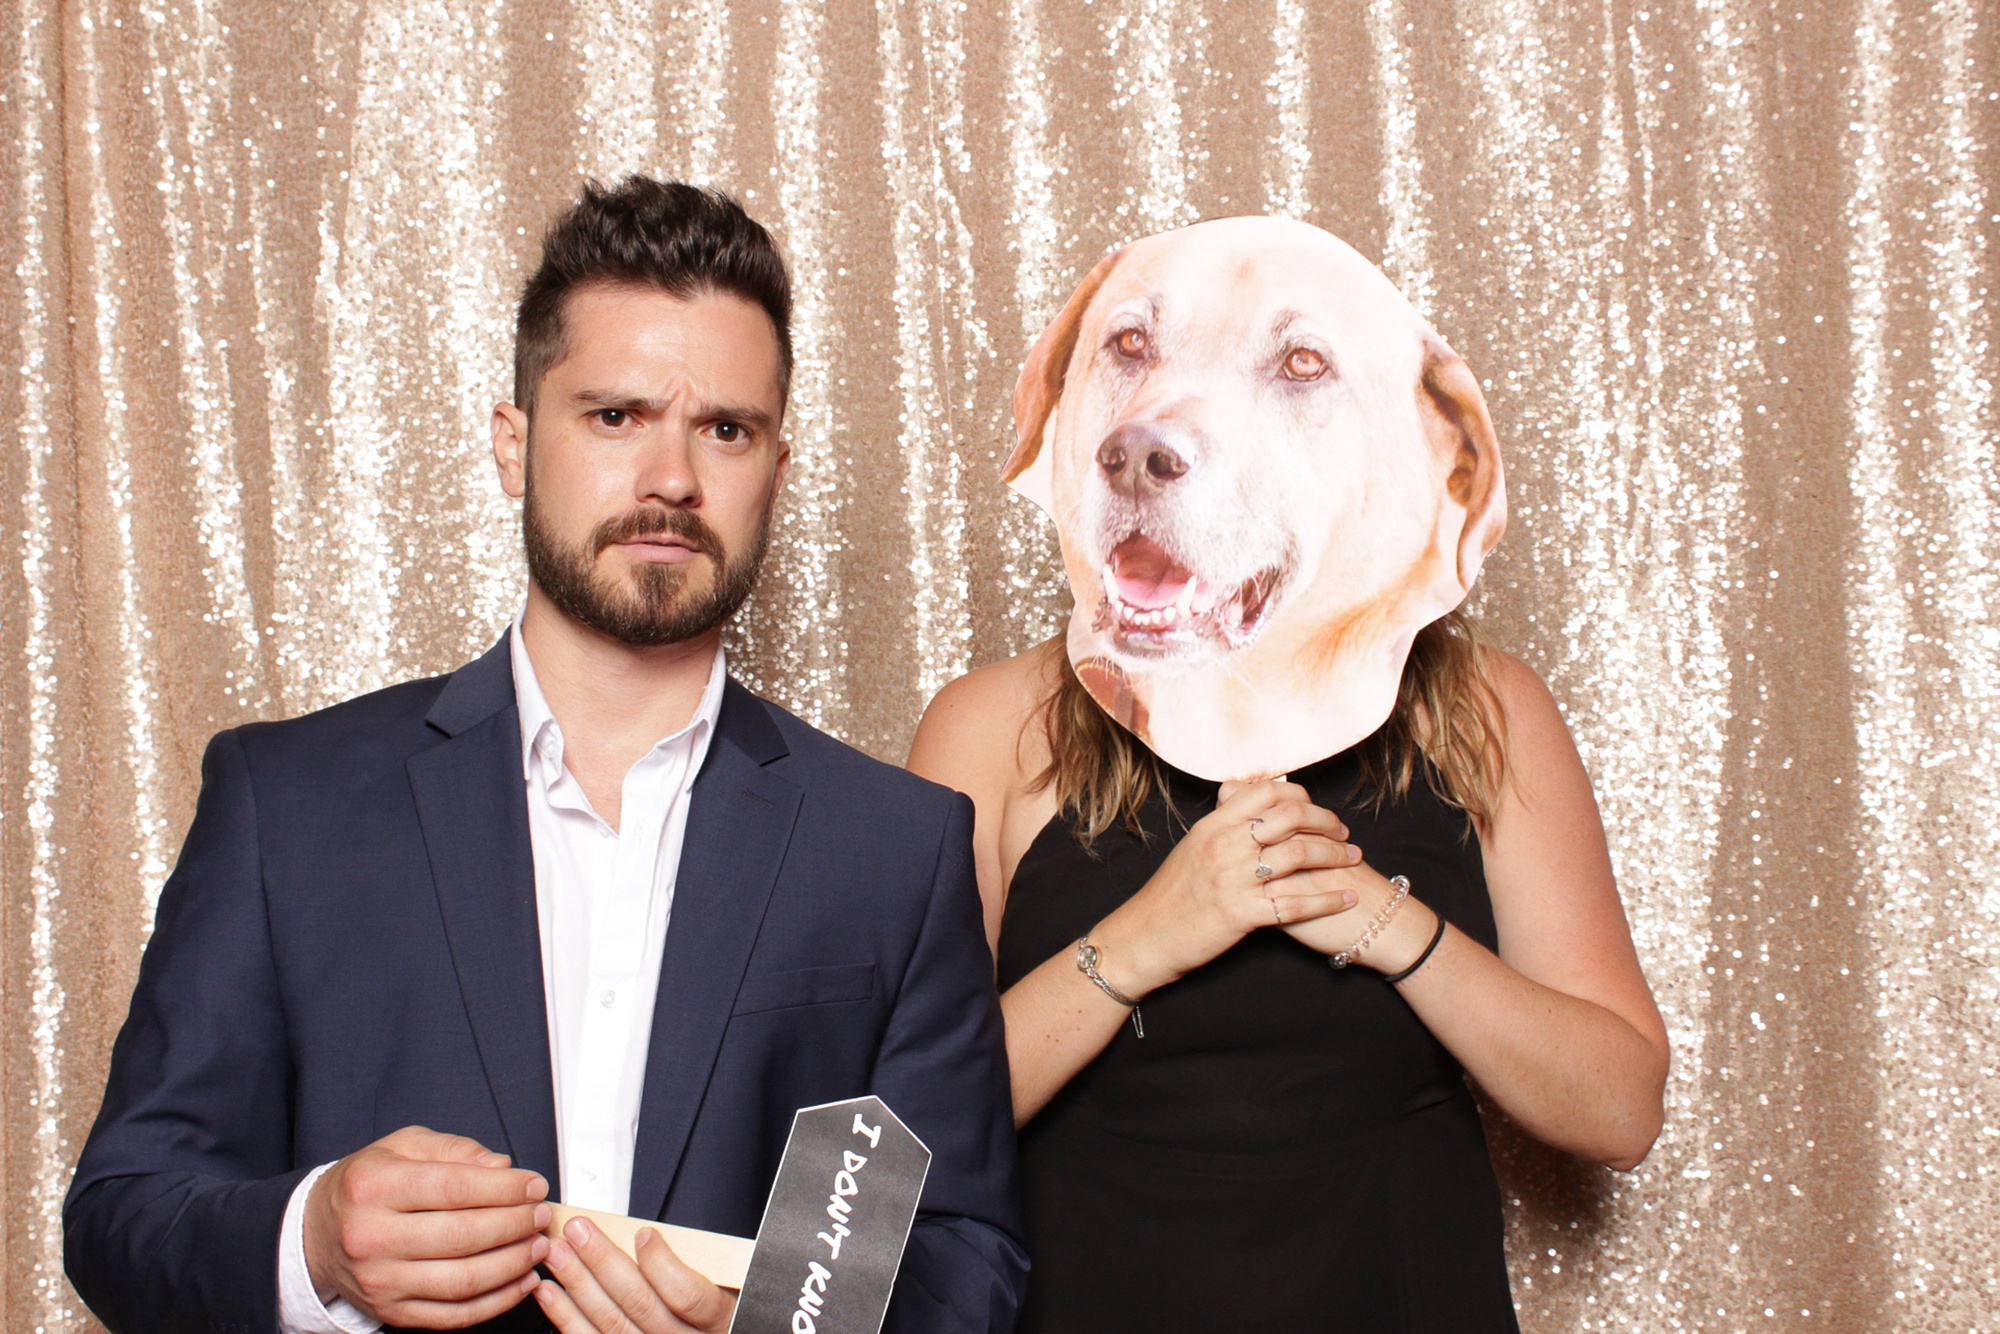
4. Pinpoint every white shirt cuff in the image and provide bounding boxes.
[278,1162,383,1334]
